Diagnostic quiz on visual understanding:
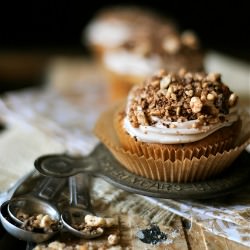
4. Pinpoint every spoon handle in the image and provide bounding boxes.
[69,174,92,211]
[36,177,66,201]
[34,154,96,178]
